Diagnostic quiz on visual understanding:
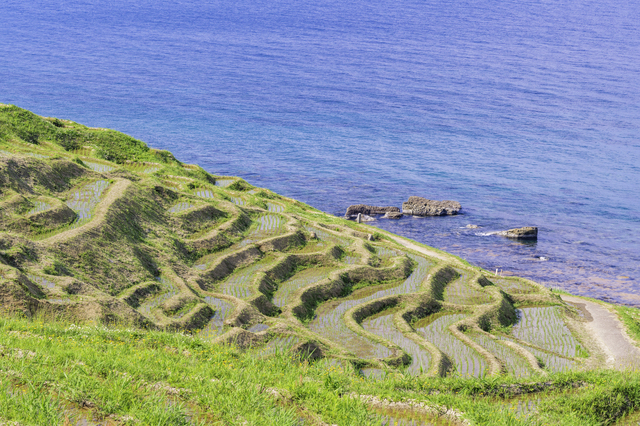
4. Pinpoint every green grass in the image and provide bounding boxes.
[2,313,640,425]
[616,305,640,346]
